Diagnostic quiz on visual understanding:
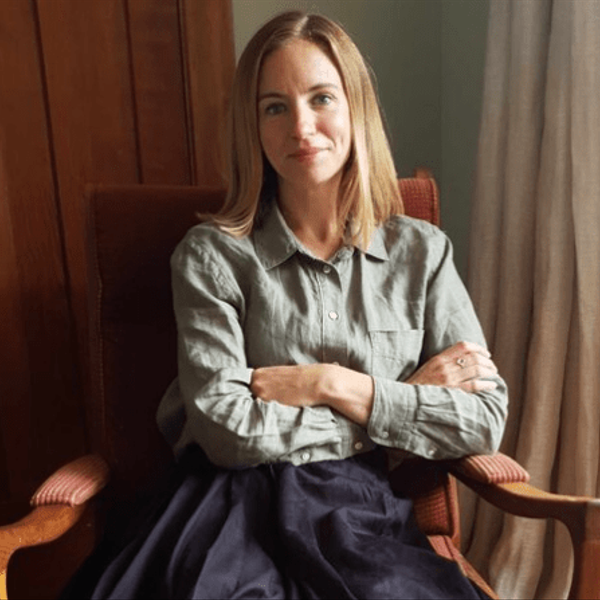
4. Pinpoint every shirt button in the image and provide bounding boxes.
[328,311,339,321]
[381,431,390,439]
[301,451,311,462]
[322,265,332,274]
[354,441,364,451]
